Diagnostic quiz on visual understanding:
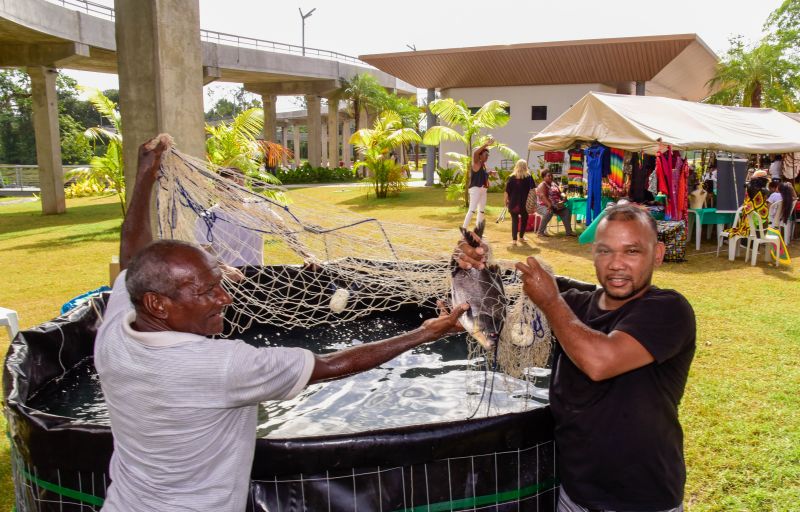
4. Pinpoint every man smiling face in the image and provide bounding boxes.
[592,207,665,311]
